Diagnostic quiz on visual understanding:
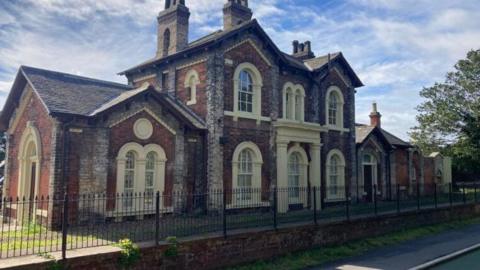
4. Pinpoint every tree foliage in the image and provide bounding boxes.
[410,49,480,181]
